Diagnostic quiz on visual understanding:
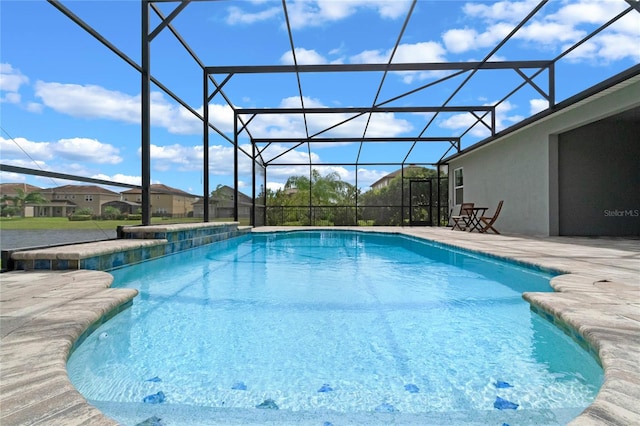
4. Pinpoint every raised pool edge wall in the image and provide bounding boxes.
[11,222,251,272]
